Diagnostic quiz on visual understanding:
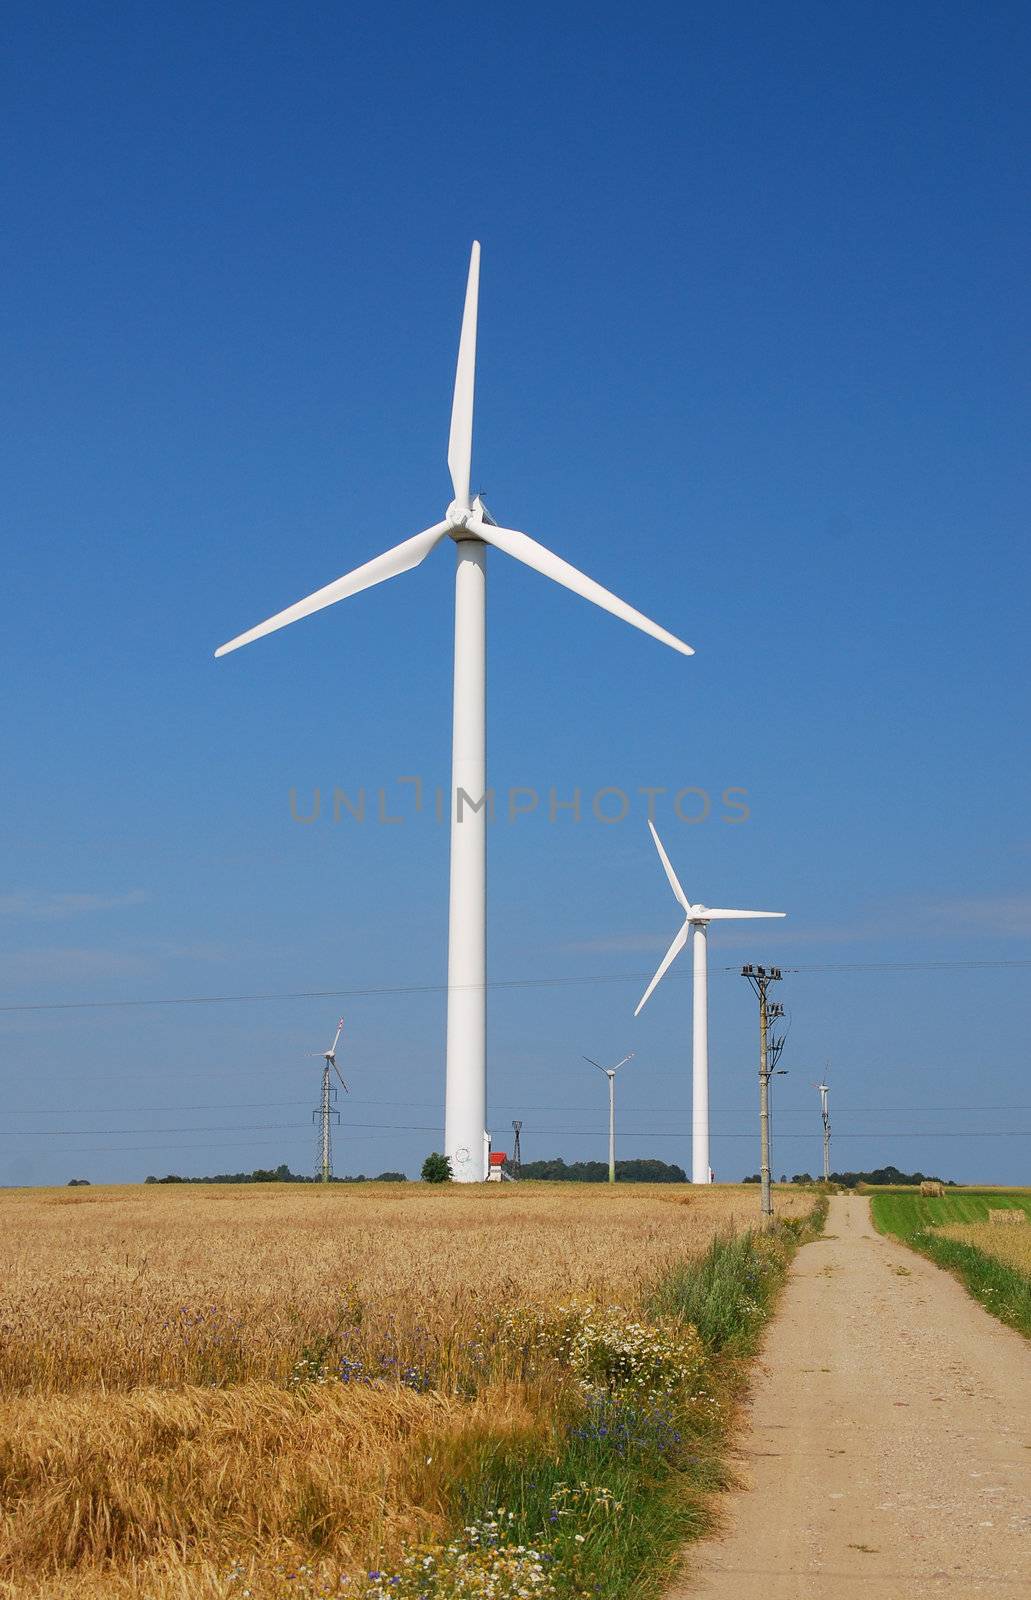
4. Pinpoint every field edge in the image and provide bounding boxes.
[362,1192,830,1600]
[869,1190,1031,1342]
